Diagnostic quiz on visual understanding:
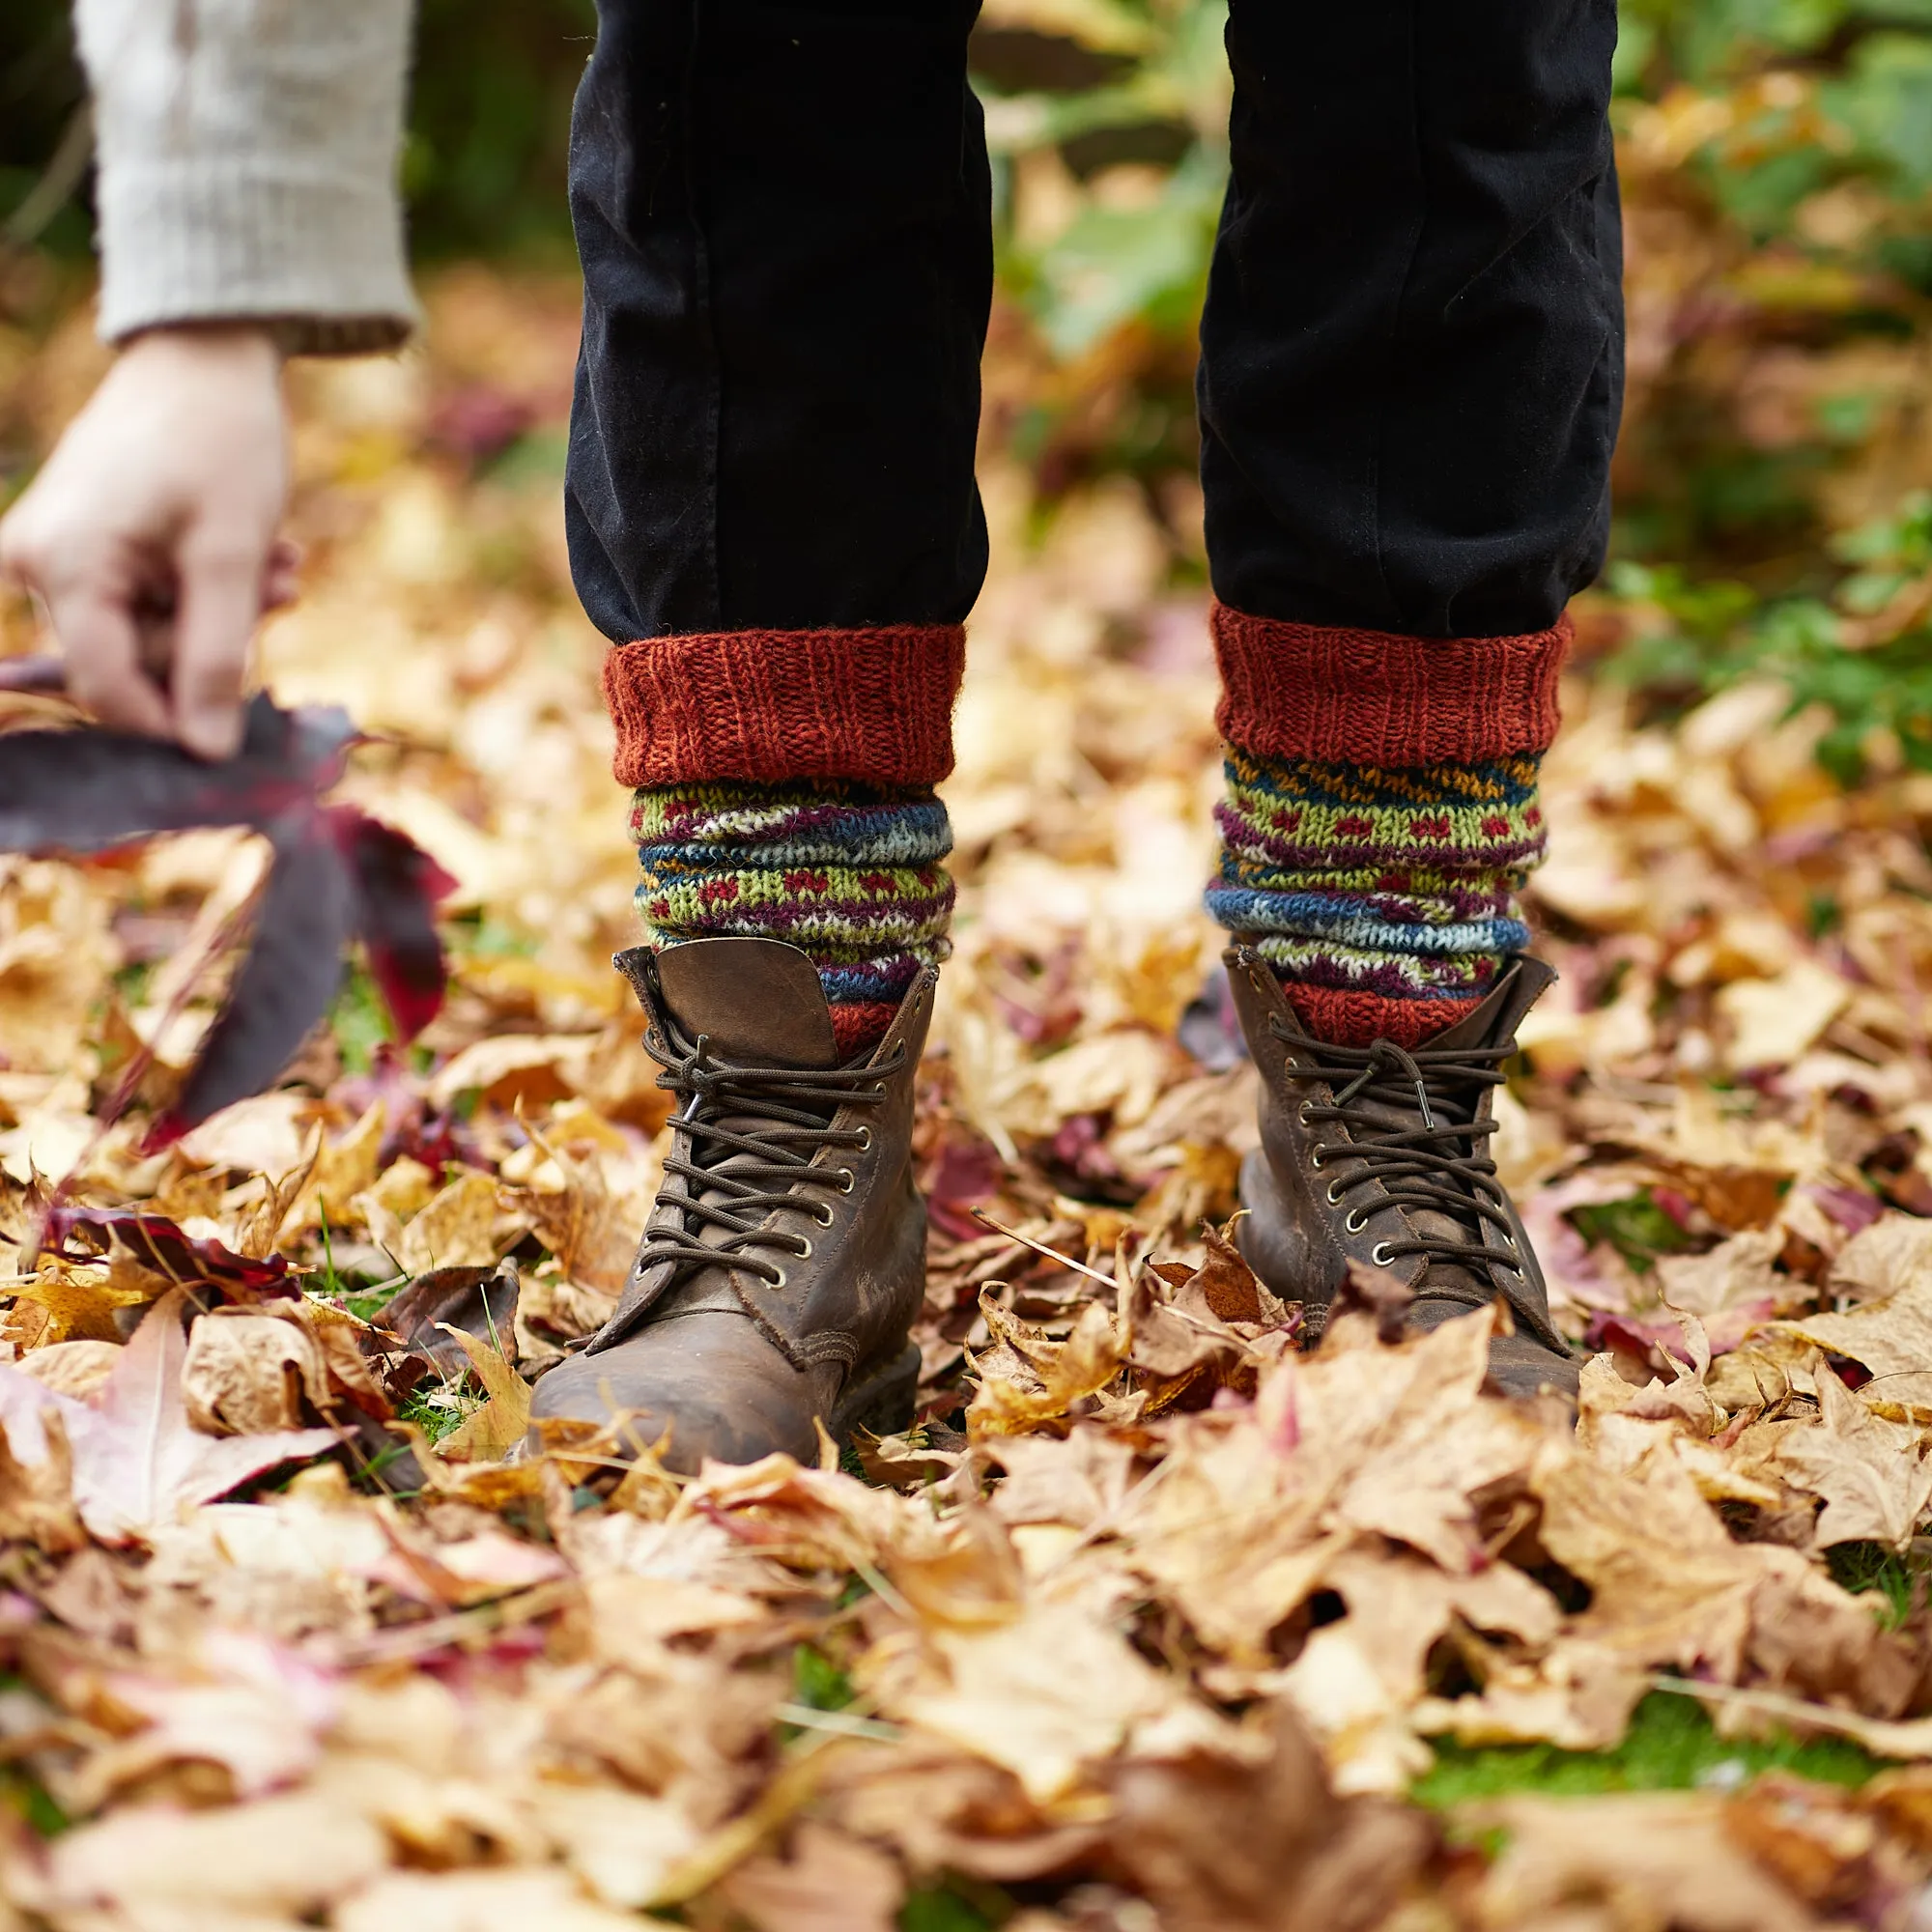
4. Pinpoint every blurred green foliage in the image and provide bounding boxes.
[4,0,1929,776]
